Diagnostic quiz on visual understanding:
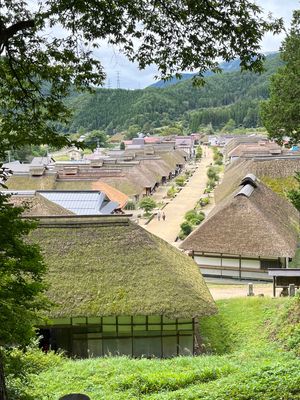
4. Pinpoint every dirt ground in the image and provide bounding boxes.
[207,283,274,300]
